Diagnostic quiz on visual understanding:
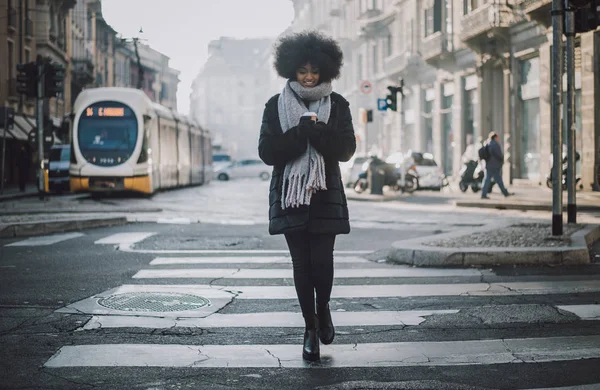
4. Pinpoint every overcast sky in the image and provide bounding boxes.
[102,0,294,115]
